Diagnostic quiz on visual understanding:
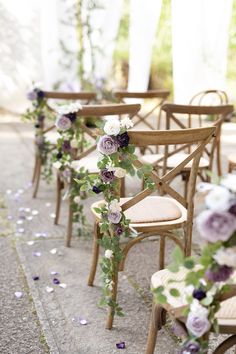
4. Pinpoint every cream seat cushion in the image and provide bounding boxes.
[141,153,209,169]
[151,268,236,326]
[74,156,99,173]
